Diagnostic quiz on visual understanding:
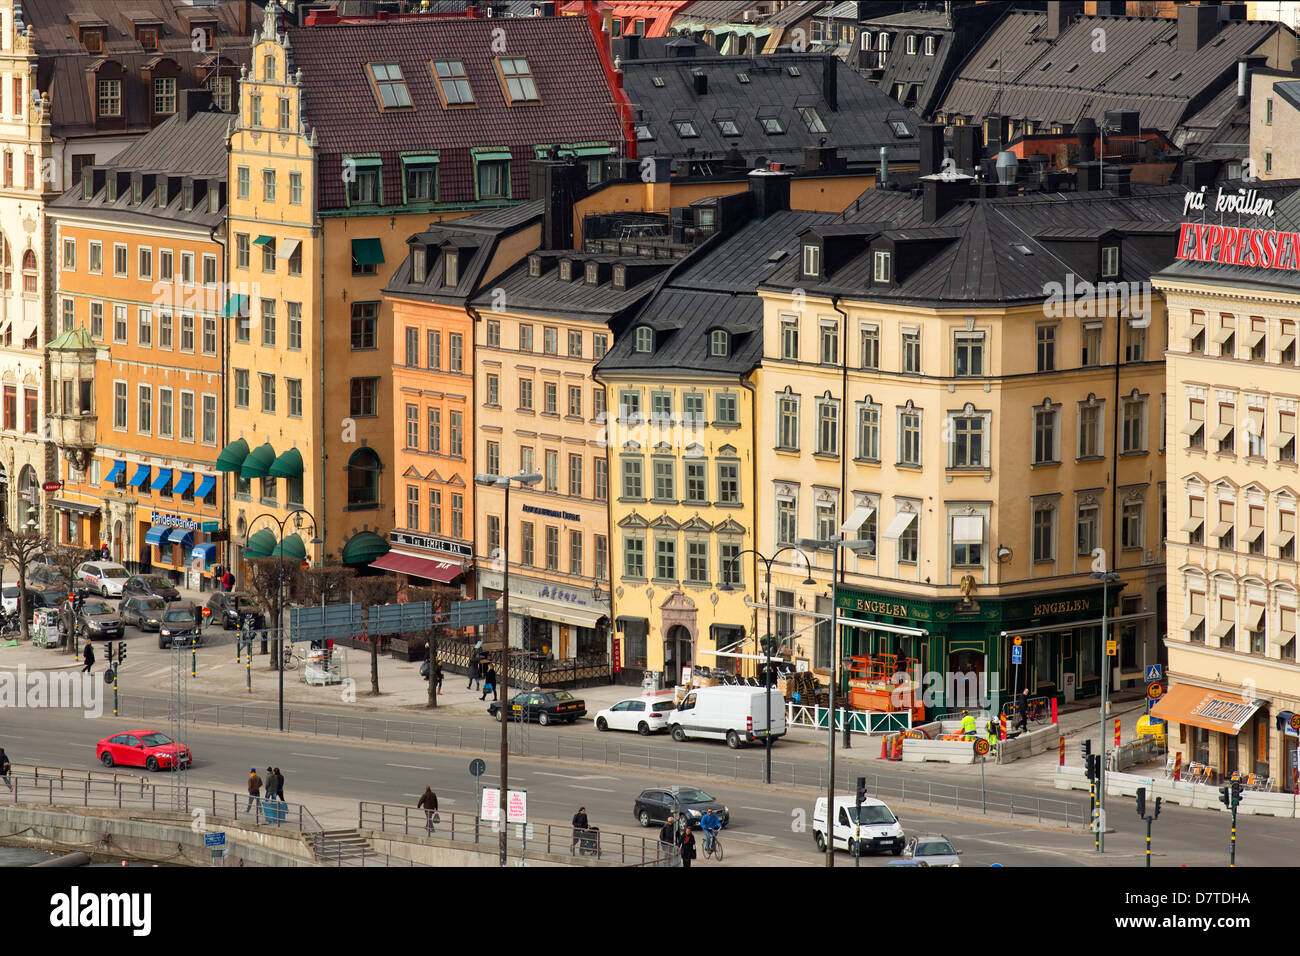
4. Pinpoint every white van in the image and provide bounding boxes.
[812,795,905,856]
[667,685,786,748]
